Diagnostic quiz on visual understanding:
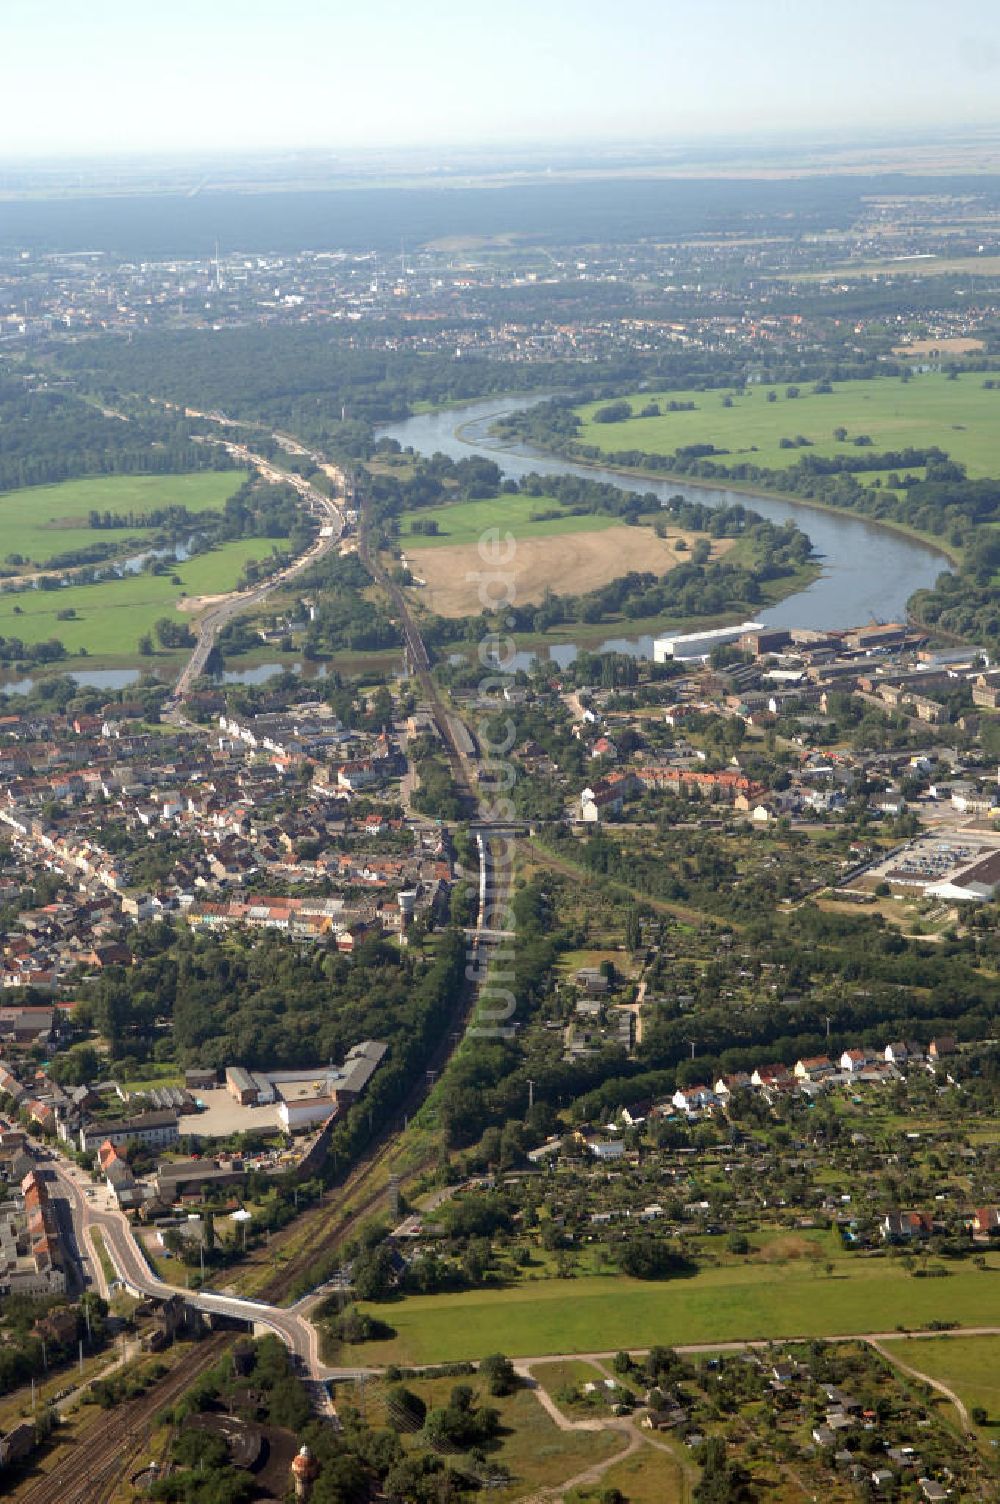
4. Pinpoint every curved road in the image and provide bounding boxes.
[47,1153,1000,1407]
[49,1157,366,1380]
[169,441,348,707]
